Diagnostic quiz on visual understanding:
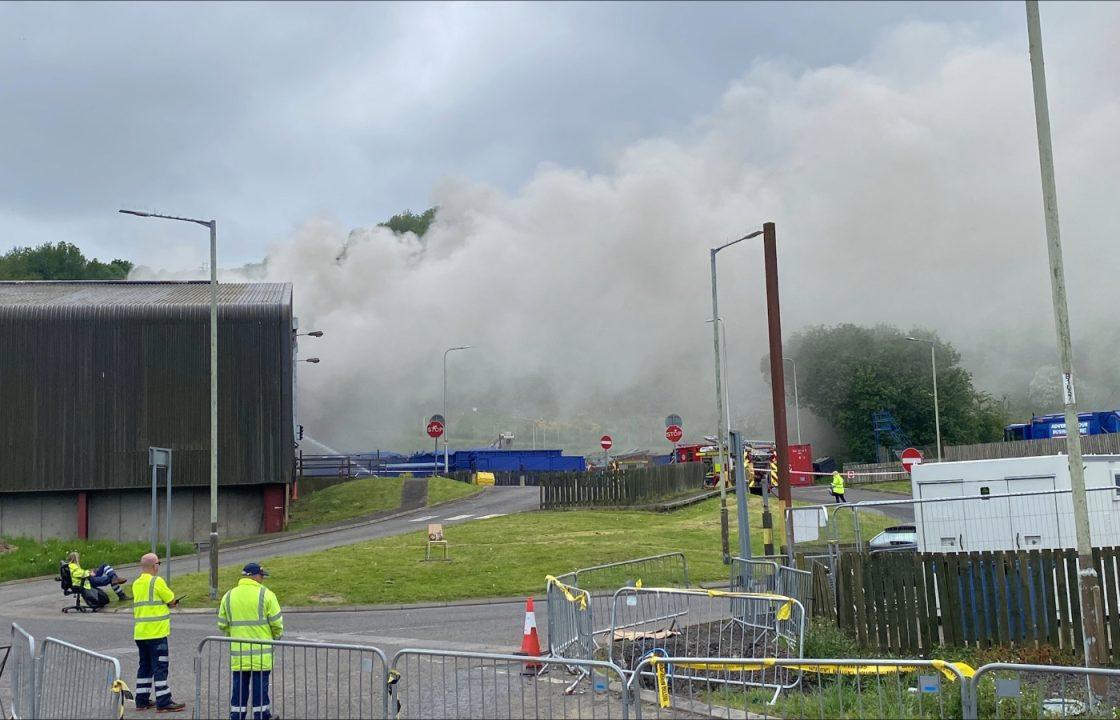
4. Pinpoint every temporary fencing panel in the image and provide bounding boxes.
[969,662,1120,719]
[194,636,389,719]
[608,588,805,703]
[9,623,36,719]
[390,648,631,719]
[545,575,595,663]
[556,553,690,639]
[35,637,122,719]
[778,566,813,617]
[730,557,778,594]
[627,657,971,719]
